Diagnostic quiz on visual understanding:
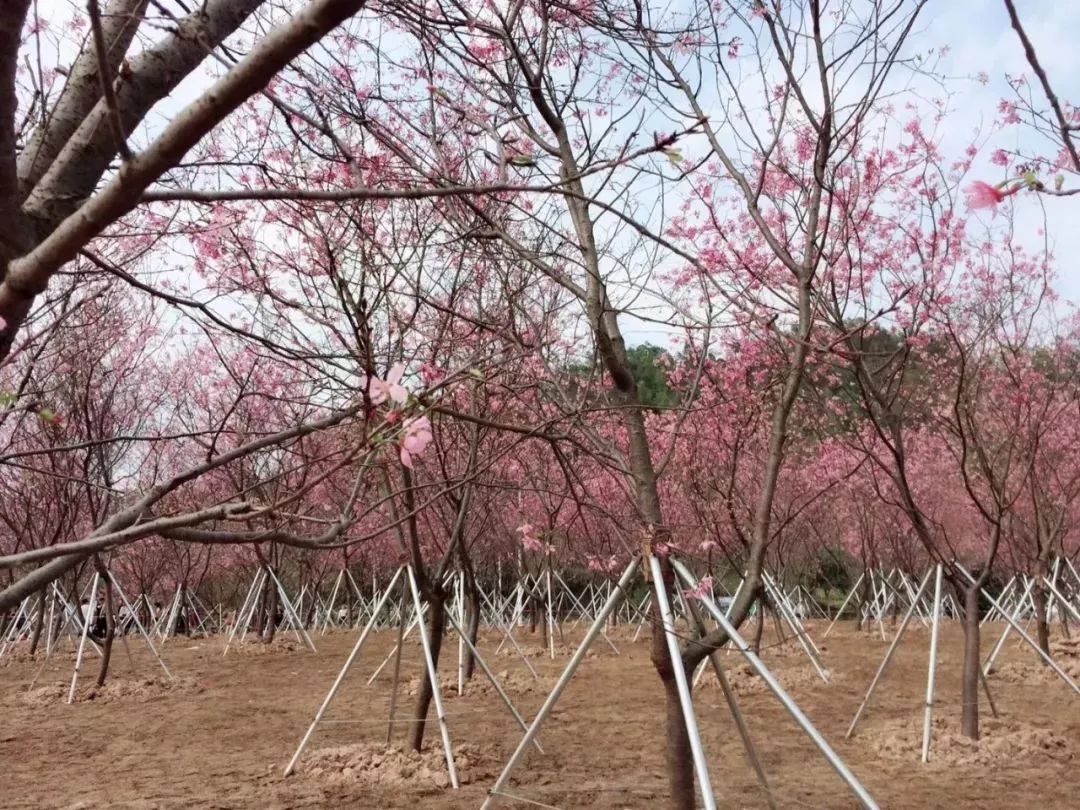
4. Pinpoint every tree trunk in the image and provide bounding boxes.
[95,577,116,688]
[751,594,766,655]
[651,562,694,810]
[409,594,446,751]
[1032,579,1051,663]
[463,583,481,681]
[260,574,278,644]
[856,576,871,631]
[959,586,982,740]
[27,588,46,656]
